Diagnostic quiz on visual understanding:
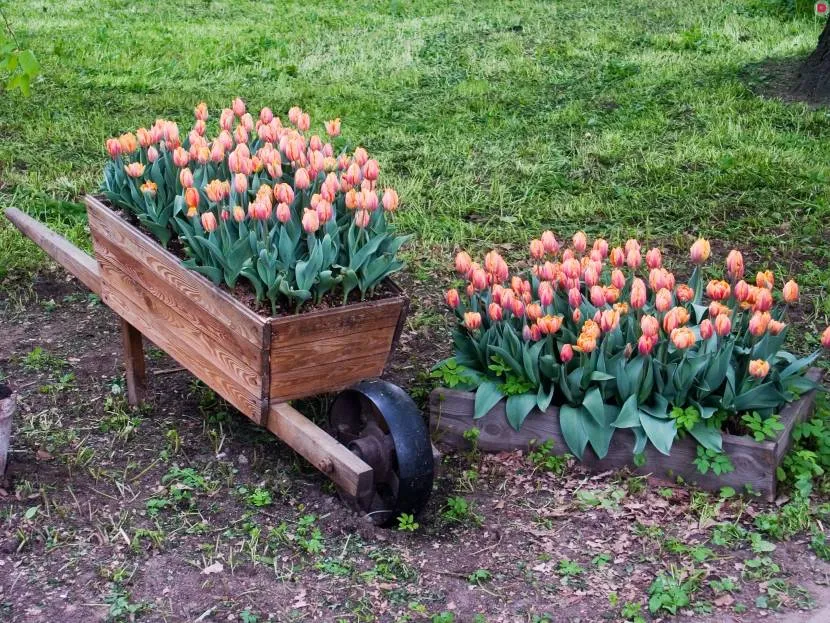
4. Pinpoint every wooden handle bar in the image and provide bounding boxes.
[4,208,101,295]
